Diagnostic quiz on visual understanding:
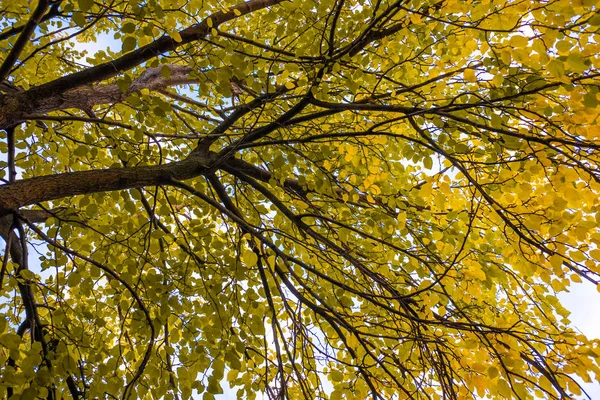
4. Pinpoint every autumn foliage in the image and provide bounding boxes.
[0,0,600,399]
